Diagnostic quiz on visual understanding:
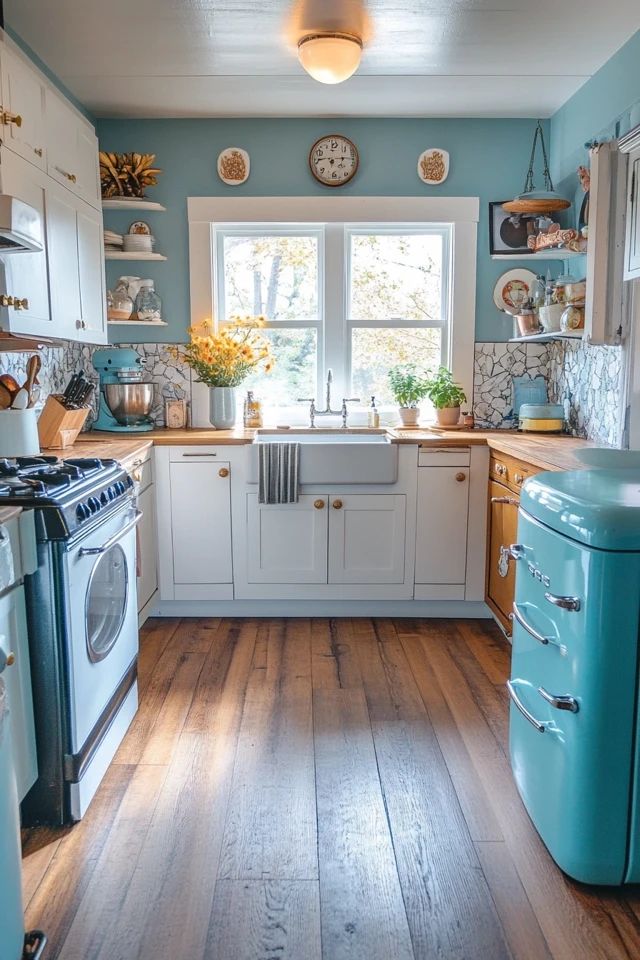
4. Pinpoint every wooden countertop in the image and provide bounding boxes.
[47,426,600,474]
